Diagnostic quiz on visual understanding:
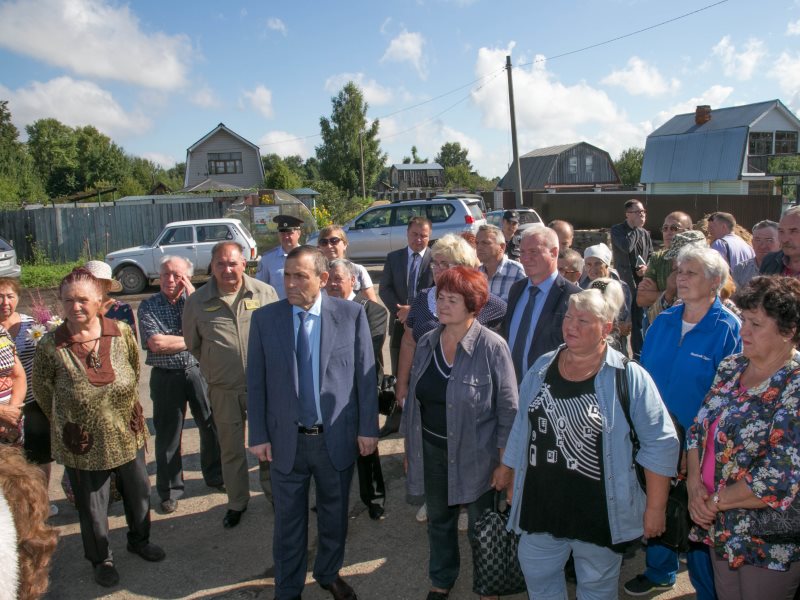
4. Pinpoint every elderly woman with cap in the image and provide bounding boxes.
[579,244,632,355]
[625,242,741,600]
[255,215,303,300]
[83,261,136,338]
